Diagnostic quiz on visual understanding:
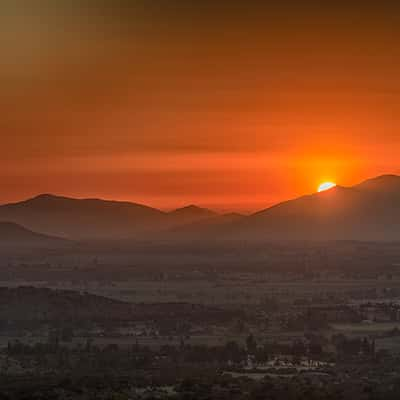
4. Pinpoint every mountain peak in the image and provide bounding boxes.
[30,193,65,202]
[356,174,400,192]
[167,205,218,228]
[315,184,349,195]
[170,205,216,215]
[0,194,165,239]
